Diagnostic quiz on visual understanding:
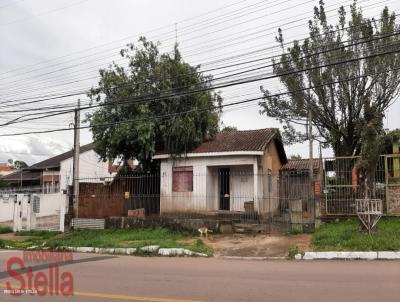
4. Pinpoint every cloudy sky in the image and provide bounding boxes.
[0,0,399,165]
